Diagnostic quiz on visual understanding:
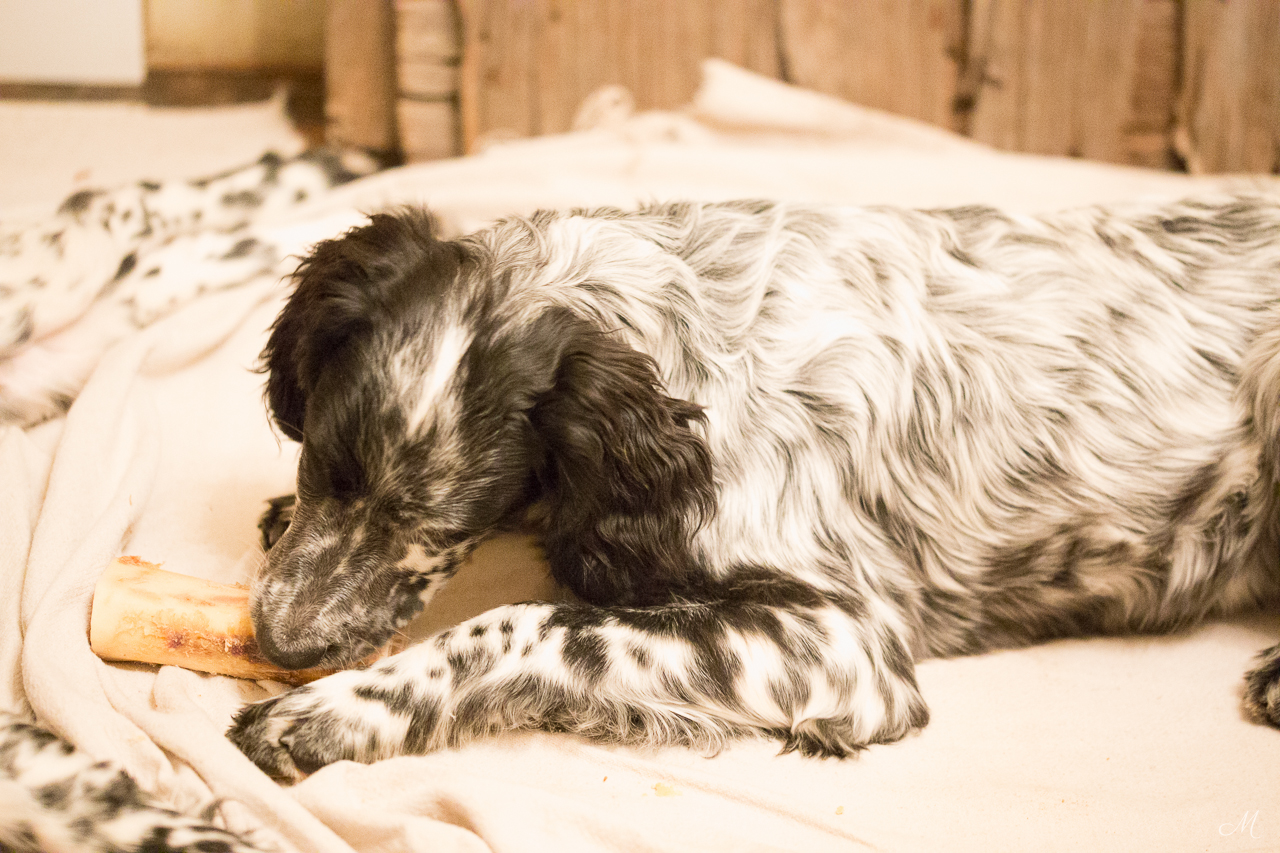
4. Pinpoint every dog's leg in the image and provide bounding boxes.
[1236,316,1280,730]
[228,577,928,781]
[1245,643,1280,727]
